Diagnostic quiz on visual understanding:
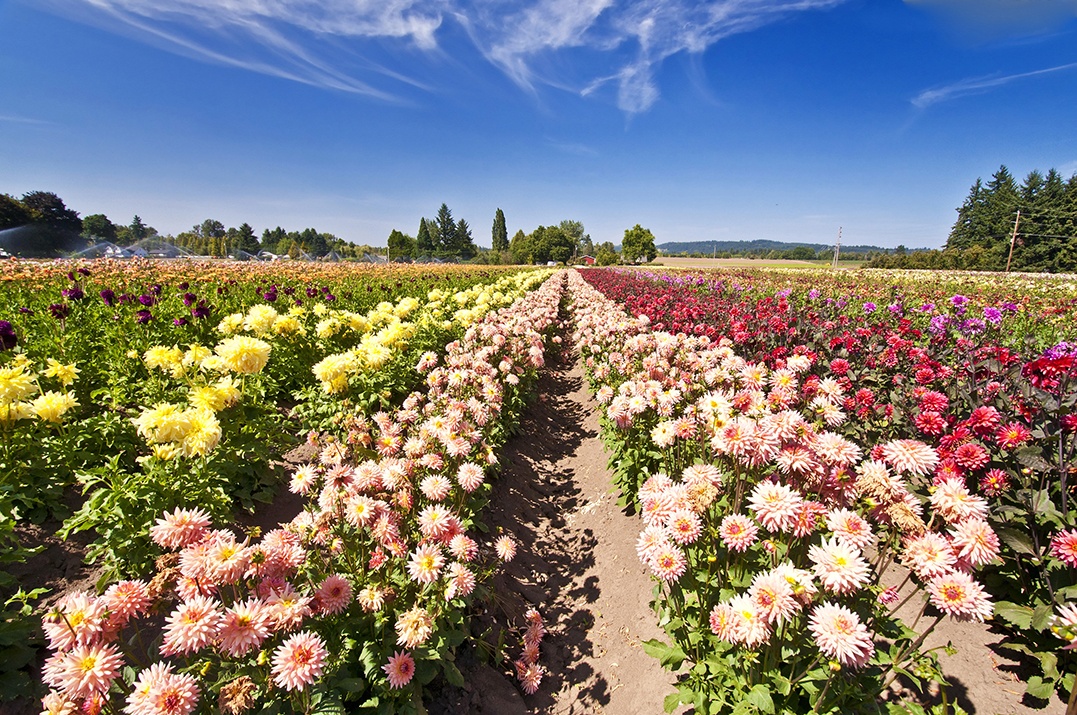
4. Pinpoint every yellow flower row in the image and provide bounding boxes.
[0,355,80,426]
[312,270,552,394]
